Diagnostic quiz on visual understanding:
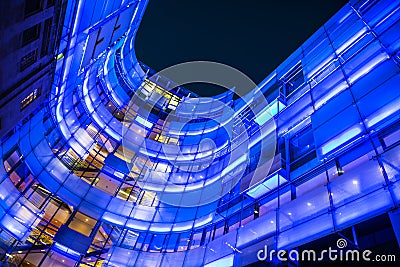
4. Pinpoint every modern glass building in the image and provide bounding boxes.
[1,0,400,266]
